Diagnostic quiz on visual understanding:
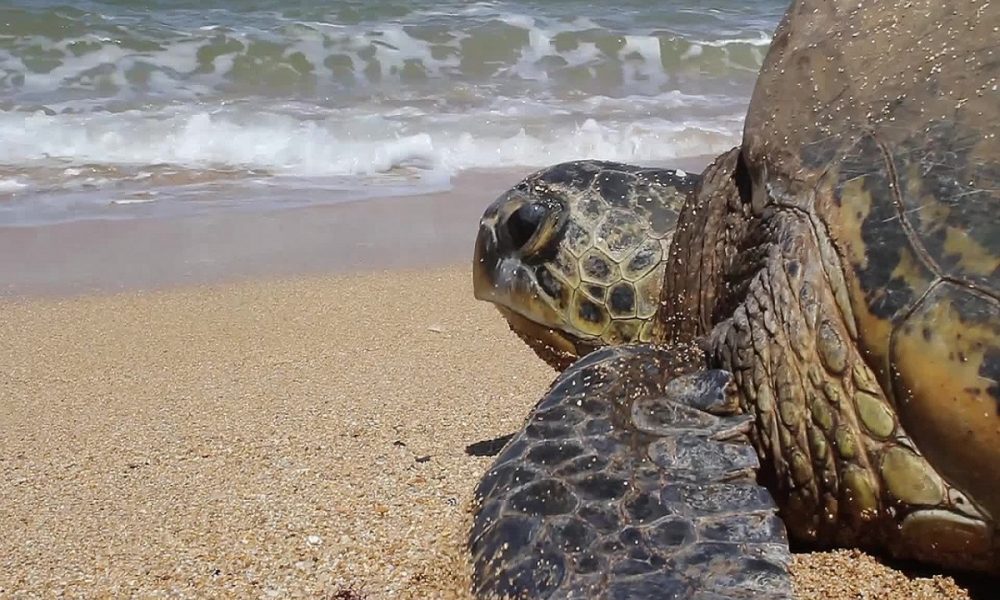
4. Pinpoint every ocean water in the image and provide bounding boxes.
[0,0,785,225]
